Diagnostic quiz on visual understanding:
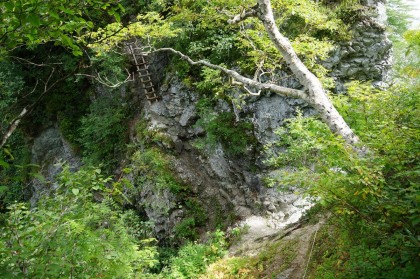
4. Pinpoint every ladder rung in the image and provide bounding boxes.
[141,78,152,82]
[142,84,154,89]
[147,96,159,100]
